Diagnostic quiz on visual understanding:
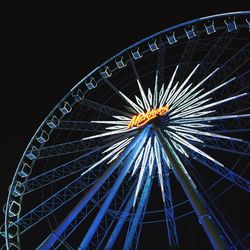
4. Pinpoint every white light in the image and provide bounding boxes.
[153,71,159,108]
[175,114,250,123]
[159,65,179,107]
[84,61,247,207]
[103,138,132,154]
[119,90,144,114]
[133,137,152,206]
[148,147,155,176]
[148,88,153,106]
[154,136,165,203]
[135,95,144,109]
[167,131,224,167]
[81,137,132,176]
[137,79,151,111]
[91,120,129,125]
[81,127,137,141]
[159,83,165,101]
[105,125,128,130]
[132,147,145,176]
[169,125,243,142]
[165,82,179,104]
[112,116,131,121]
